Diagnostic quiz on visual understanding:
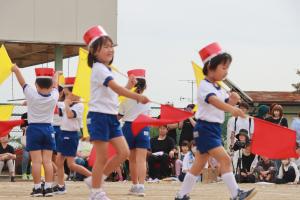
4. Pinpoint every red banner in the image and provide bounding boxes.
[0,119,24,137]
[87,143,116,167]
